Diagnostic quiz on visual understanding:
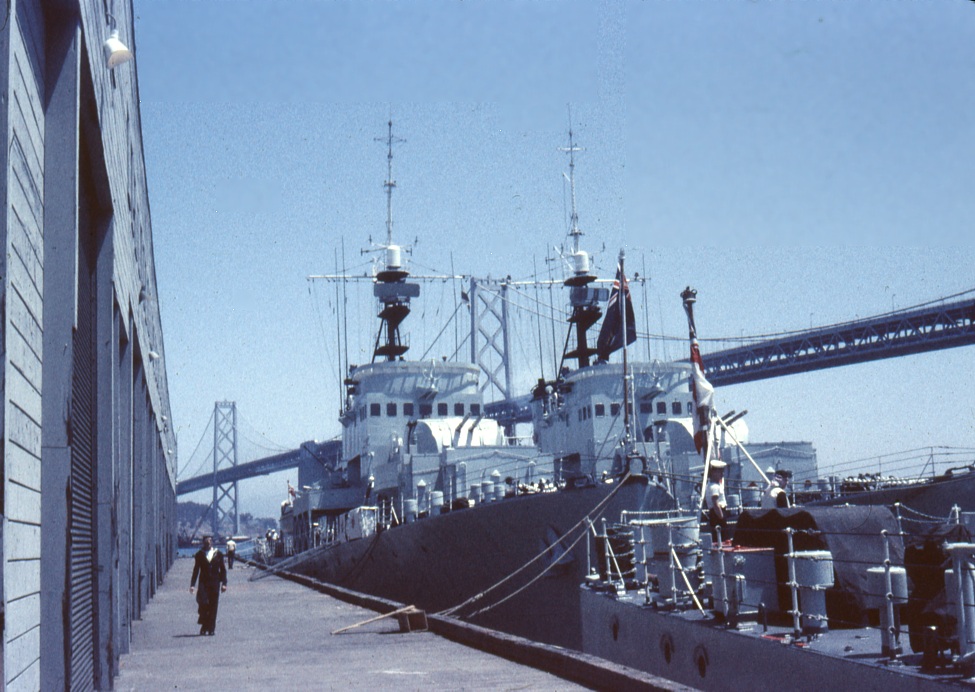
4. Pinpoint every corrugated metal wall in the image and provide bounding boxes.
[68,179,97,692]
[0,1,178,689]
[2,0,48,689]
